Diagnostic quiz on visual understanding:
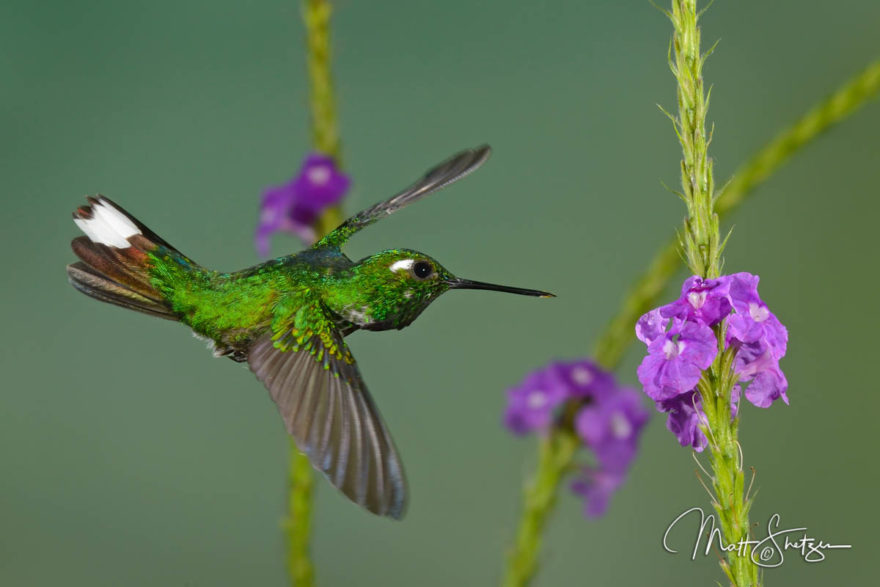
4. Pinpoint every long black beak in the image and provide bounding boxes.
[448,278,555,298]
